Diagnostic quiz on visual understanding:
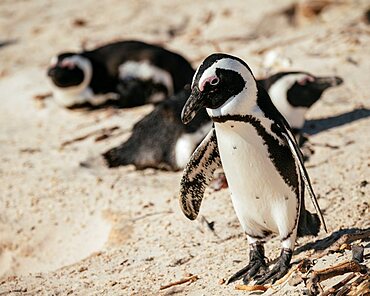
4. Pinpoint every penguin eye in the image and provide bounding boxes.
[210,77,220,86]
[199,76,220,92]
[298,76,314,86]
